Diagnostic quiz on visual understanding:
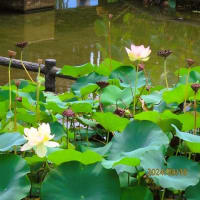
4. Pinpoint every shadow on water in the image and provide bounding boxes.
[0,0,200,92]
